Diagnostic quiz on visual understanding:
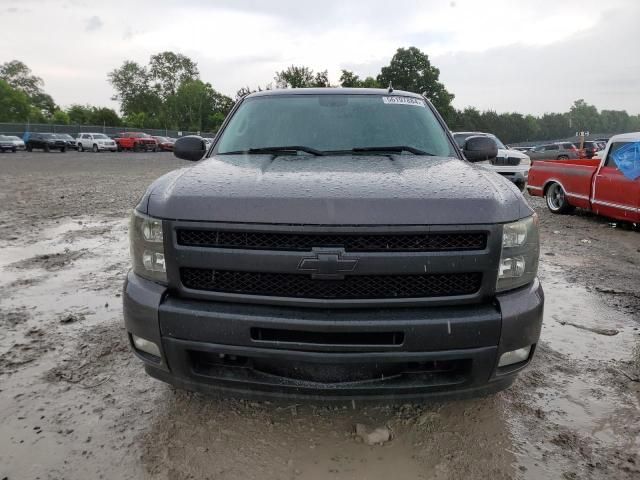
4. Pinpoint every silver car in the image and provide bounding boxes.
[527,142,580,160]
[1,135,26,151]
